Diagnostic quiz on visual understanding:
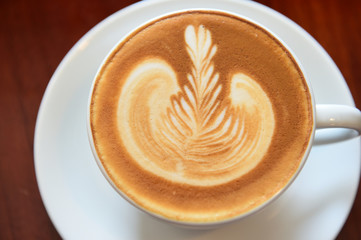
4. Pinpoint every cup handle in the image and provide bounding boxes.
[316,104,361,133]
